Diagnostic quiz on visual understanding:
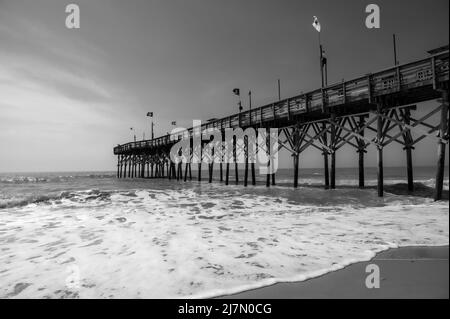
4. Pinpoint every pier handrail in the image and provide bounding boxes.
[114,49,449,154]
